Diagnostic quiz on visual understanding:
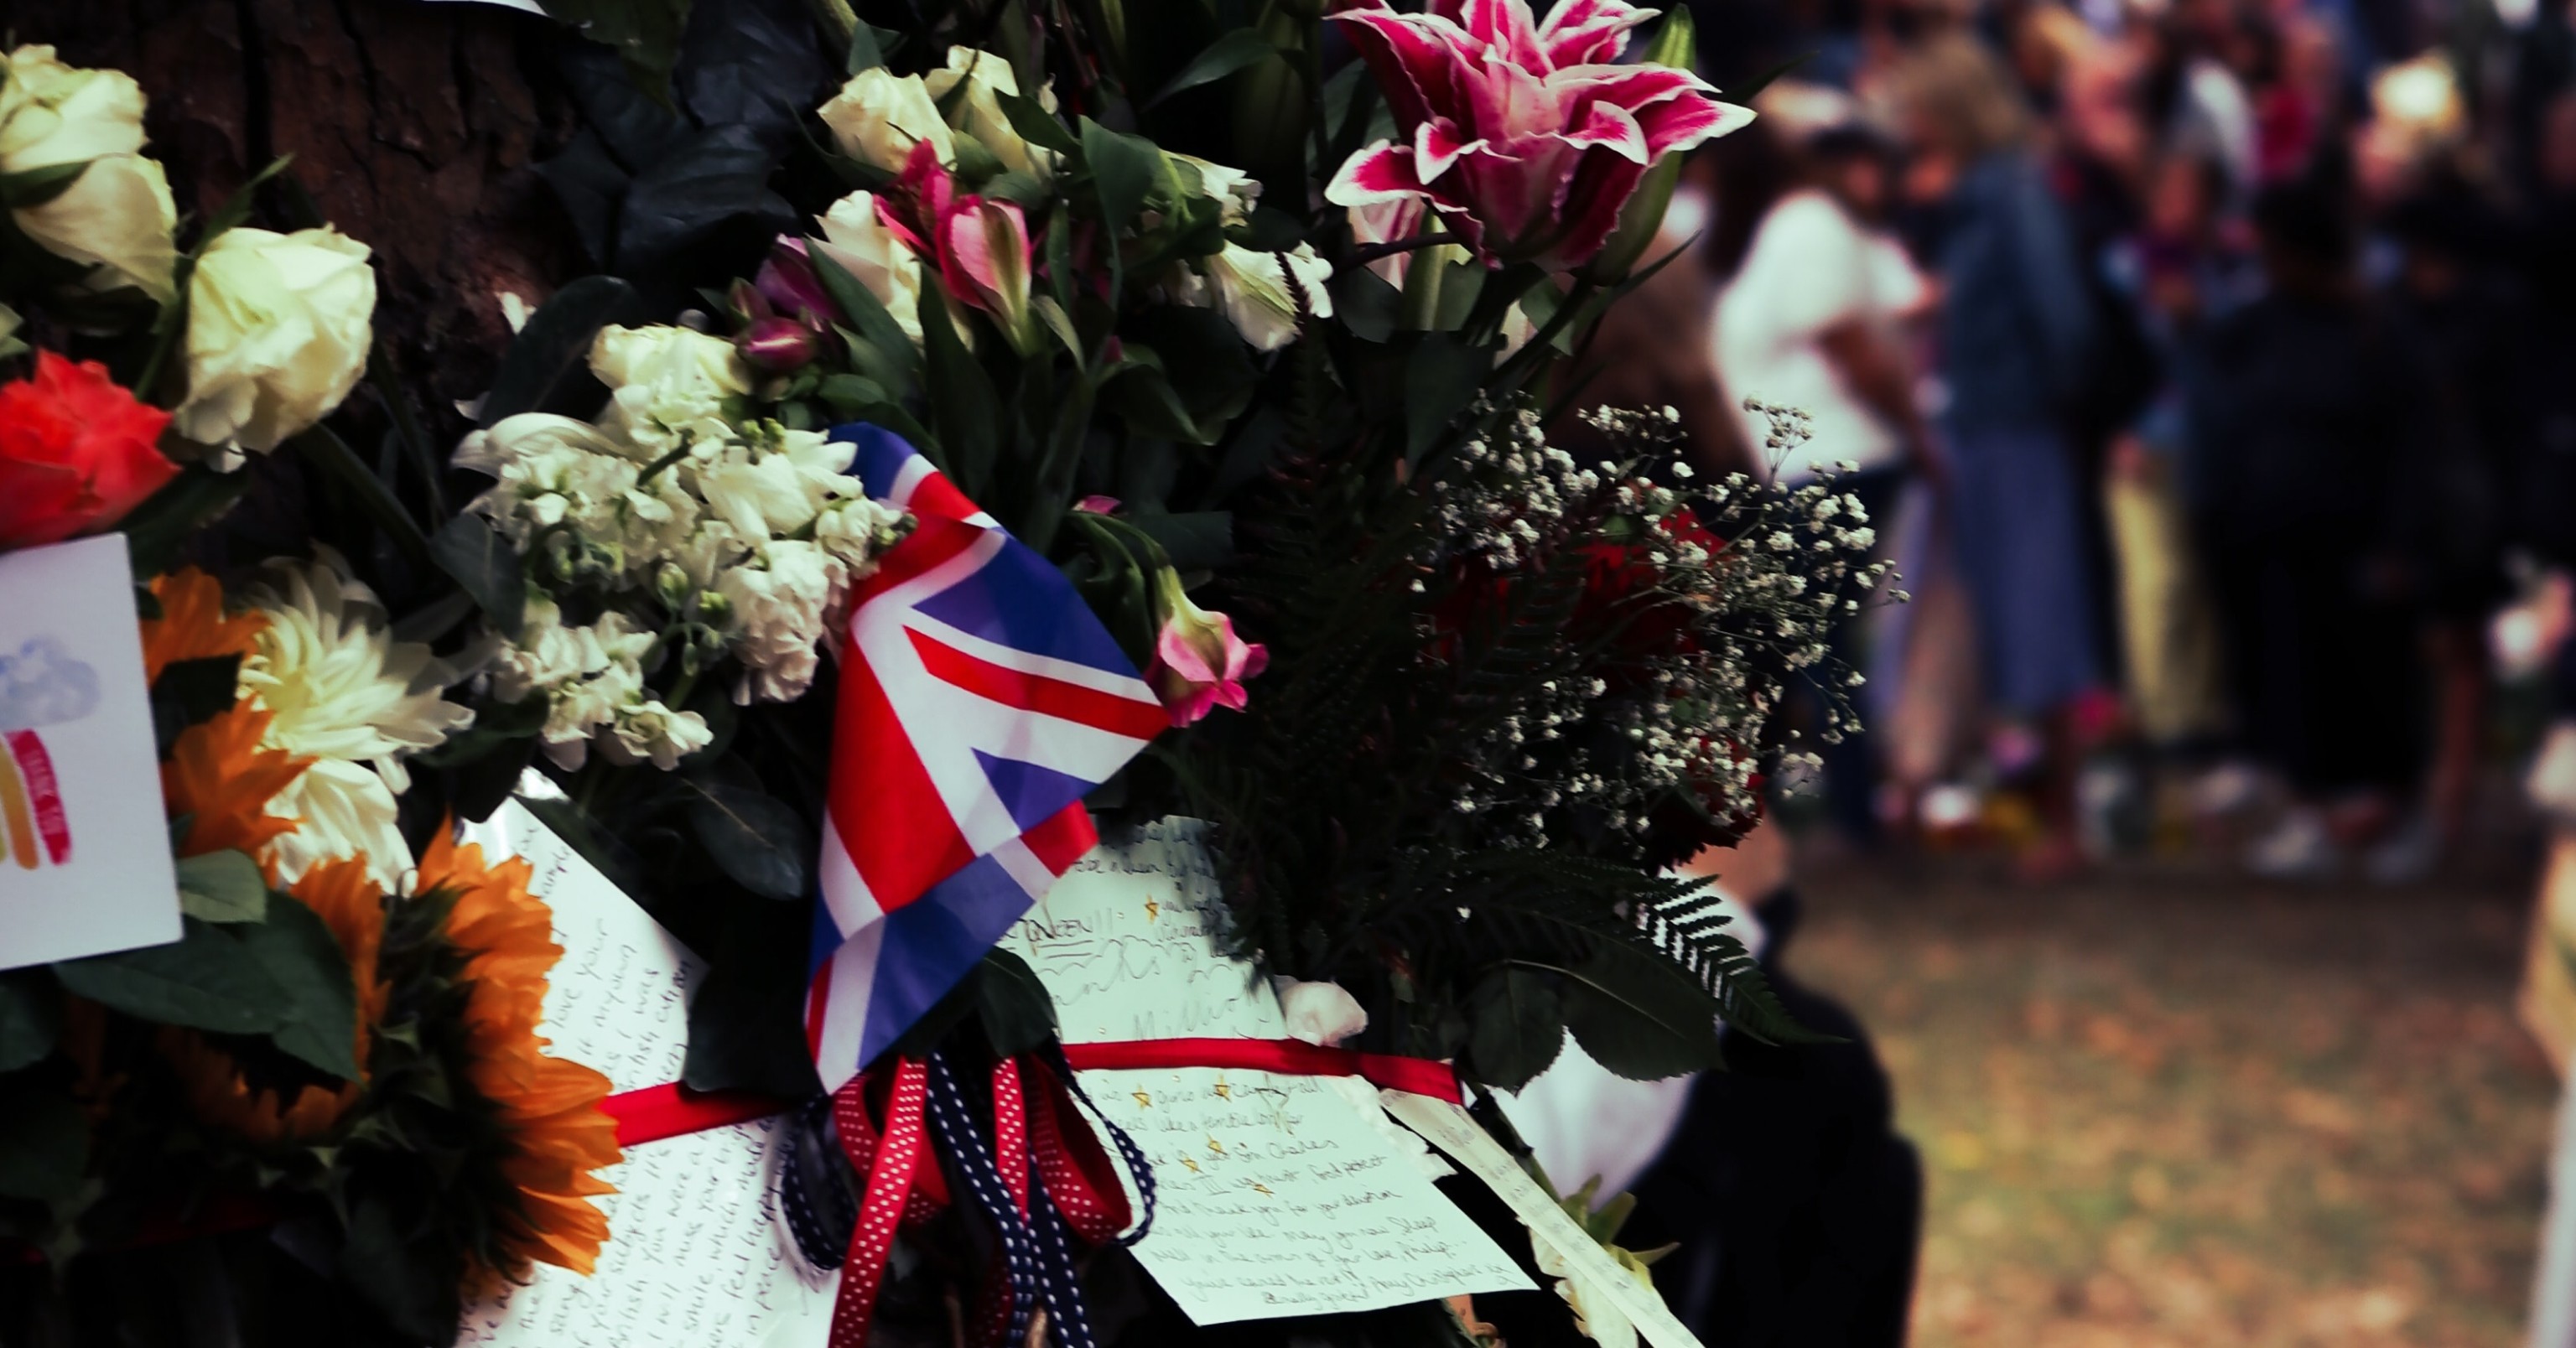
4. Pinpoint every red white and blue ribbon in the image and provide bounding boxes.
[792,1048,1155,1348]
[805,425,1167,1091]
